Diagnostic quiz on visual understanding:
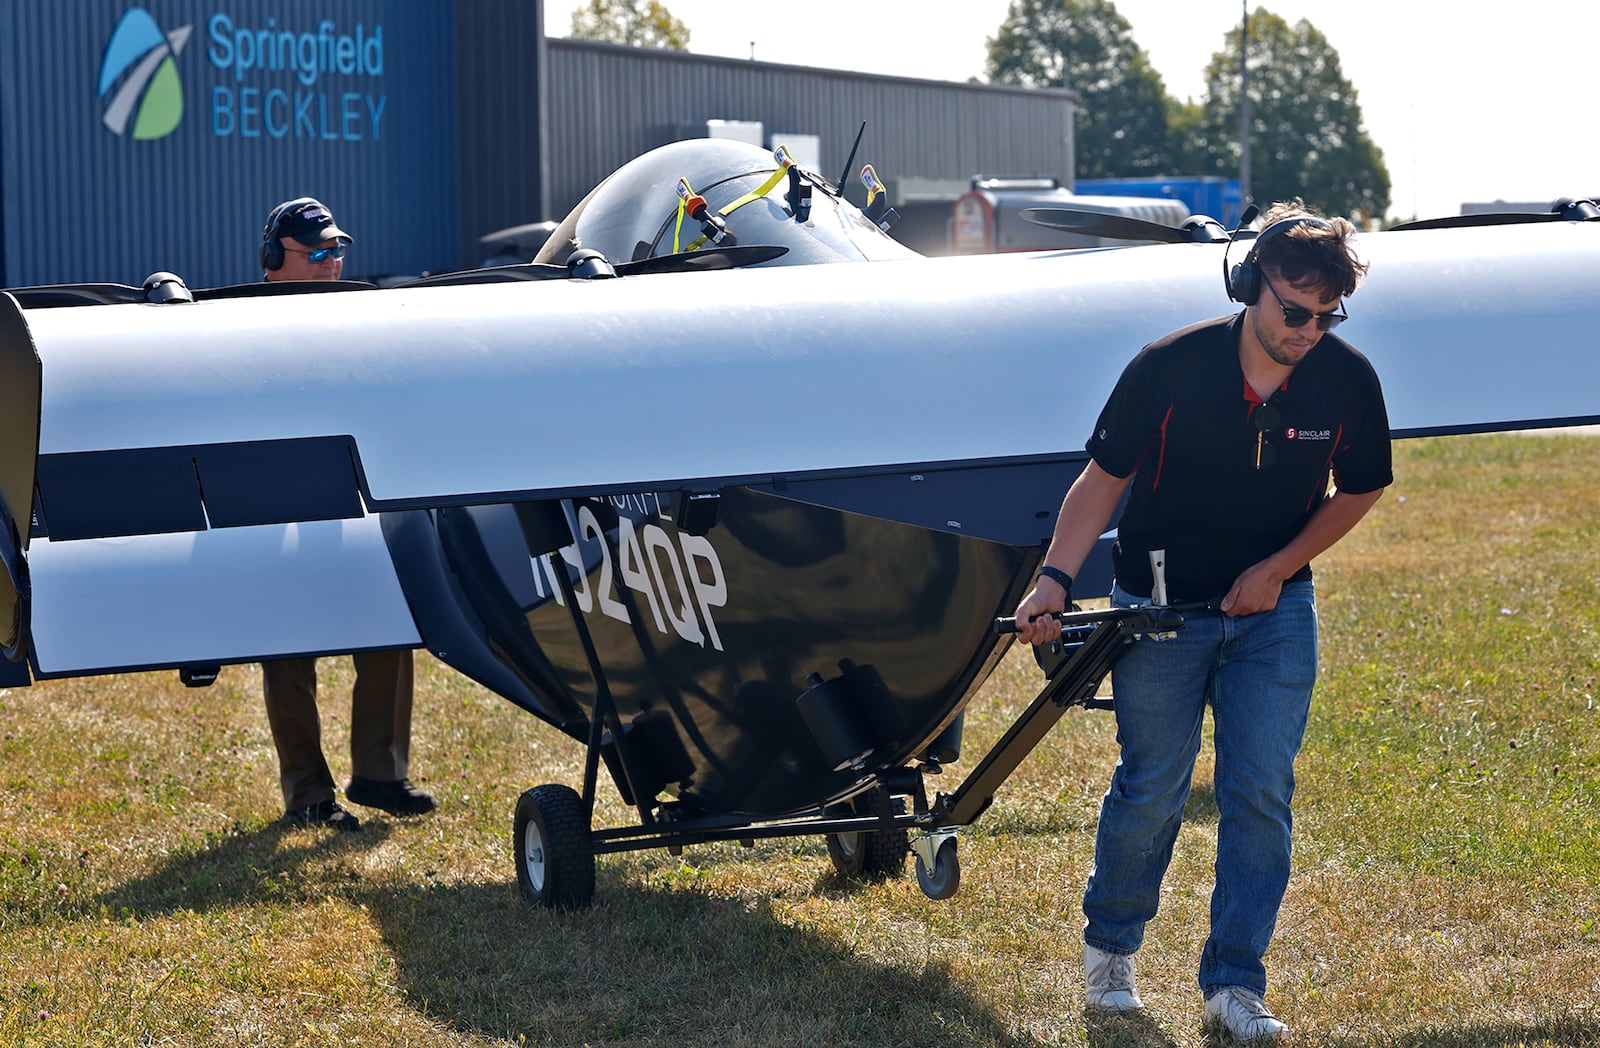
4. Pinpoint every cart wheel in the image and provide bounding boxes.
[825,798,908,880]
[513,784,595,909]
[915,837,960,900]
